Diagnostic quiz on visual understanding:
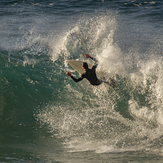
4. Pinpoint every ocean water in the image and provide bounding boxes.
[0,0,163,162]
